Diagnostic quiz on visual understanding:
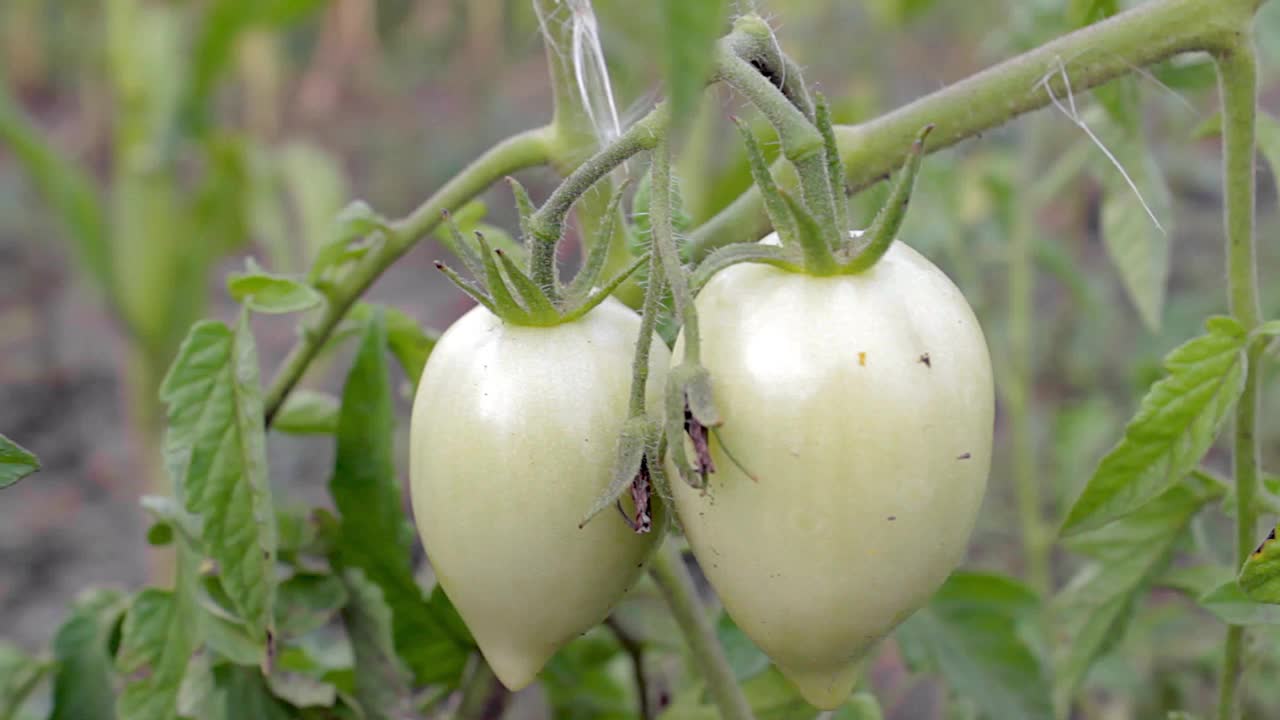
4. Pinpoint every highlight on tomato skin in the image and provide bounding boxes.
[671,235,995,710]
[407,296,671,690]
